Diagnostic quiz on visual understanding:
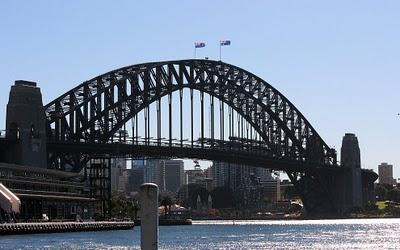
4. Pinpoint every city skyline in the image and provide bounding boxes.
[0,1,399,177]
